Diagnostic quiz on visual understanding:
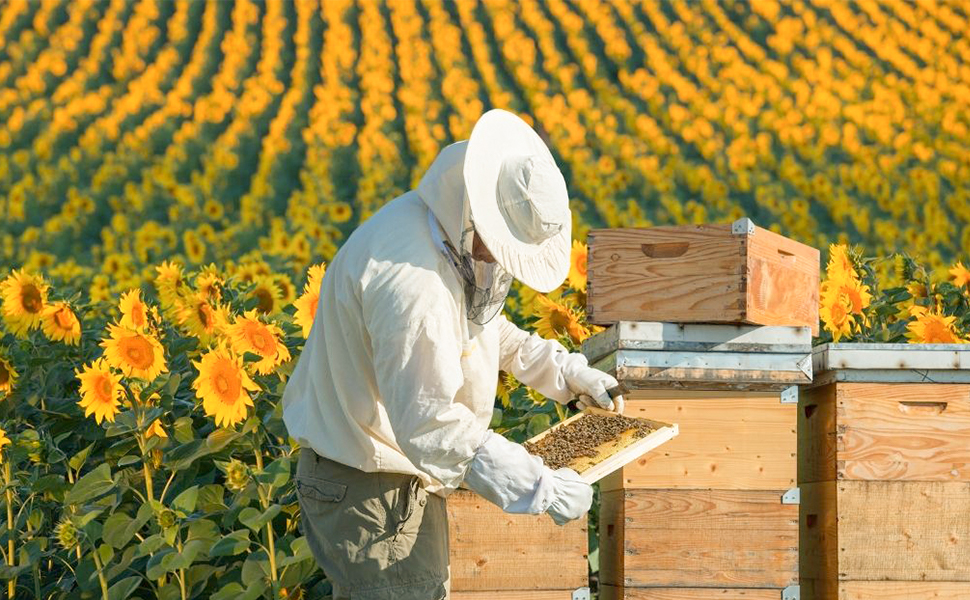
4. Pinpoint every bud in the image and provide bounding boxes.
[55,517,80,551]
[156,508,177,530]
[226,459,250,493]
